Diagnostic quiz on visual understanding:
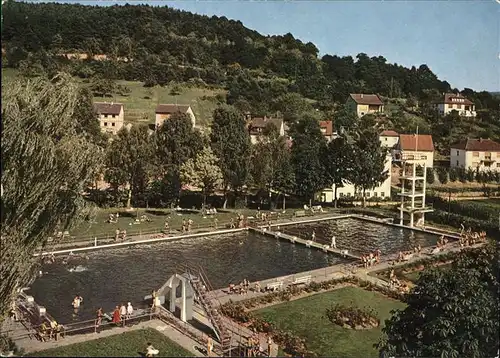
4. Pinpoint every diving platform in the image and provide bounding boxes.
[250,227,360,261]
